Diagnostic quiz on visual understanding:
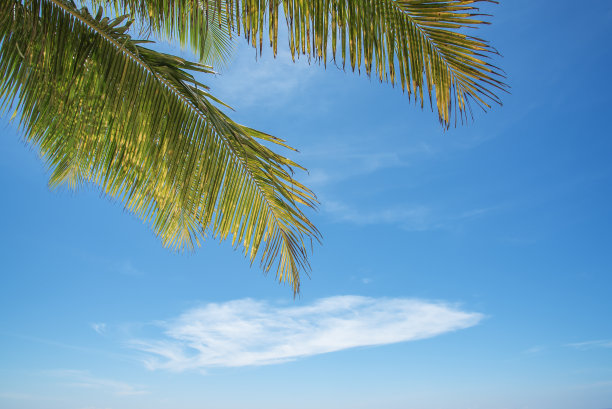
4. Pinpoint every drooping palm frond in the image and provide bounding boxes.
[0,0,319,293]
[246,0,507,126]
[95,0,506,127]
[90,0,236,68]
